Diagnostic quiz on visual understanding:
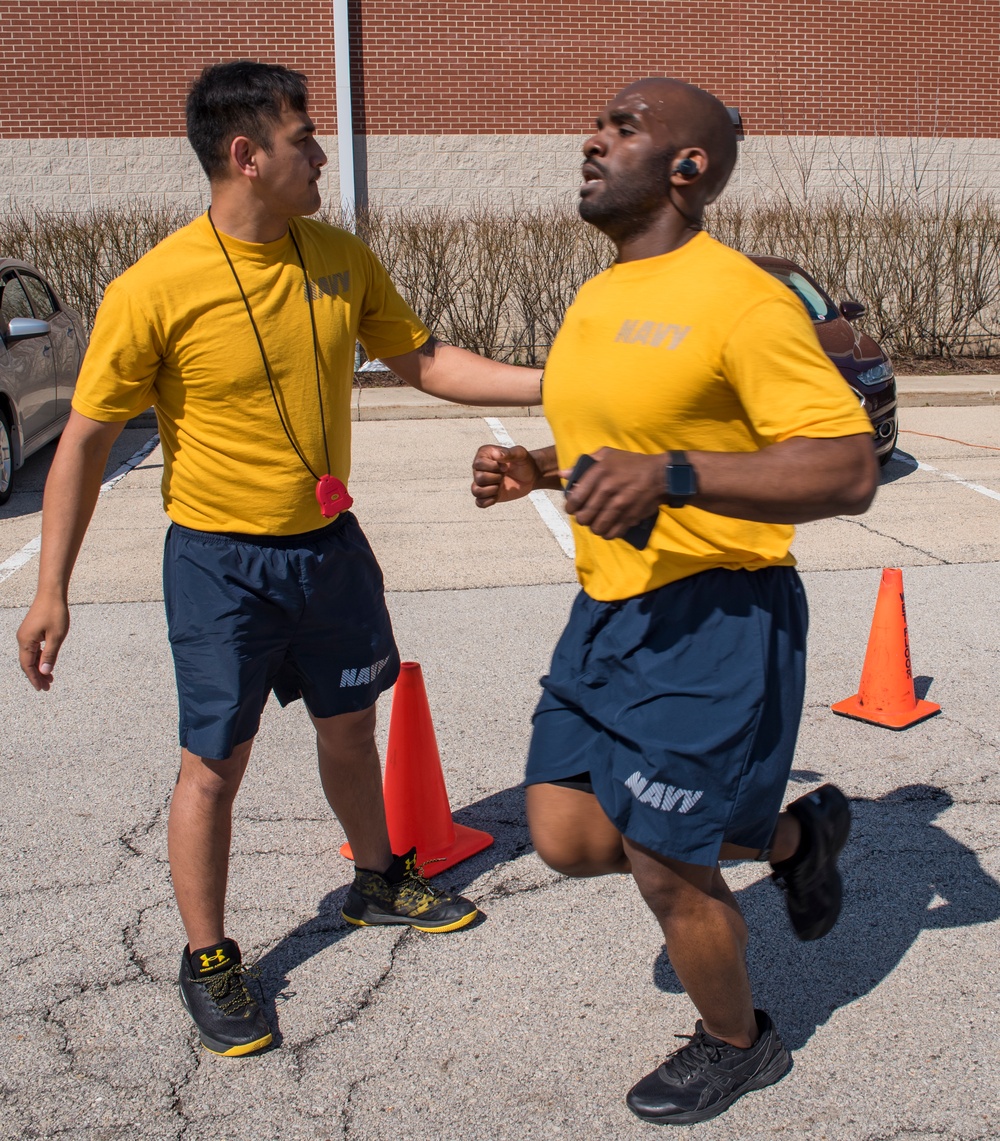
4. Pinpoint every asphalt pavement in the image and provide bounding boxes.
[1,399,999,1140]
